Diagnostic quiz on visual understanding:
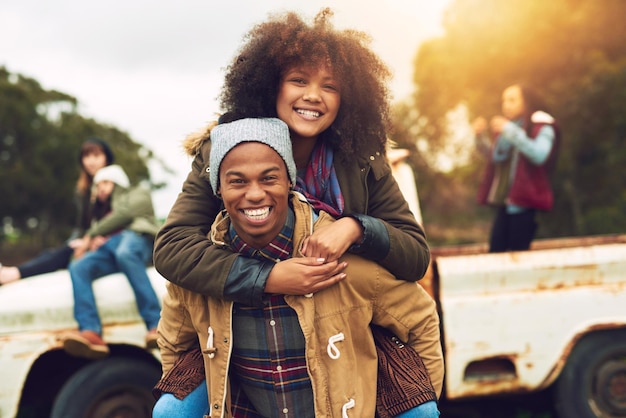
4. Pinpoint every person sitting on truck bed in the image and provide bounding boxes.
[61,164,162,359]
[0,138,114,286]
[154,117,443,417]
